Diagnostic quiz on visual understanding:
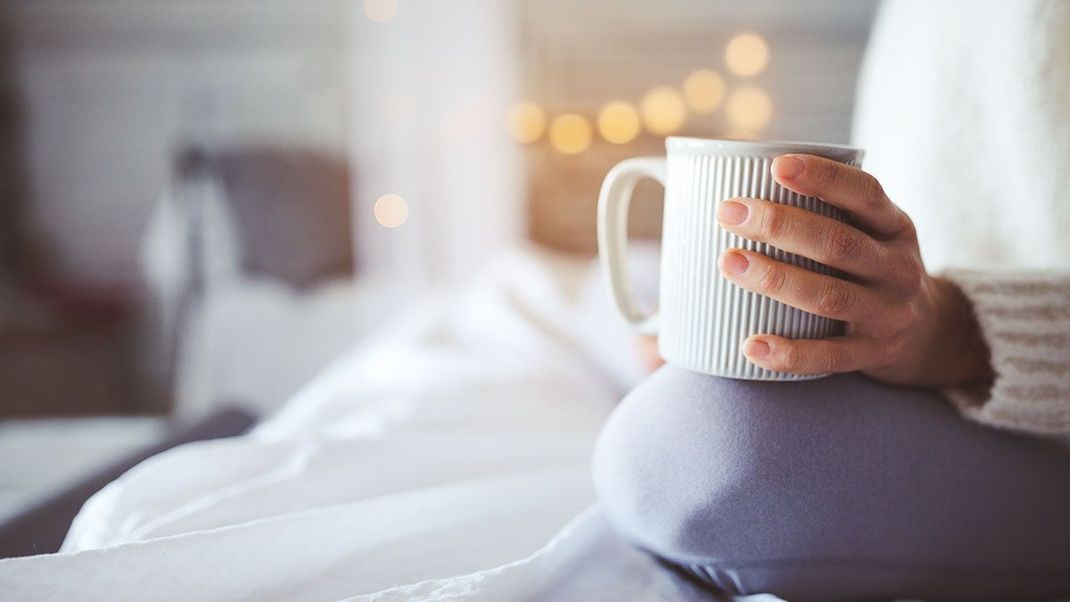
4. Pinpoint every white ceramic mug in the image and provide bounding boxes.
[598,137,865,381]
